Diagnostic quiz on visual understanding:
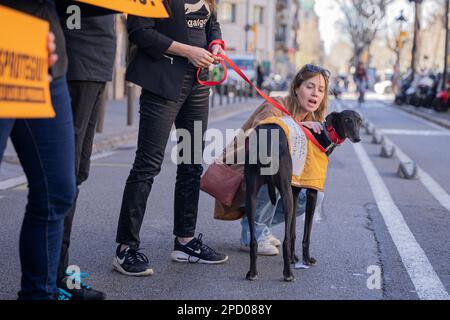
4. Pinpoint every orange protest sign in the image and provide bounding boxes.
[0,5,54,118]
[75,0,169,18]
